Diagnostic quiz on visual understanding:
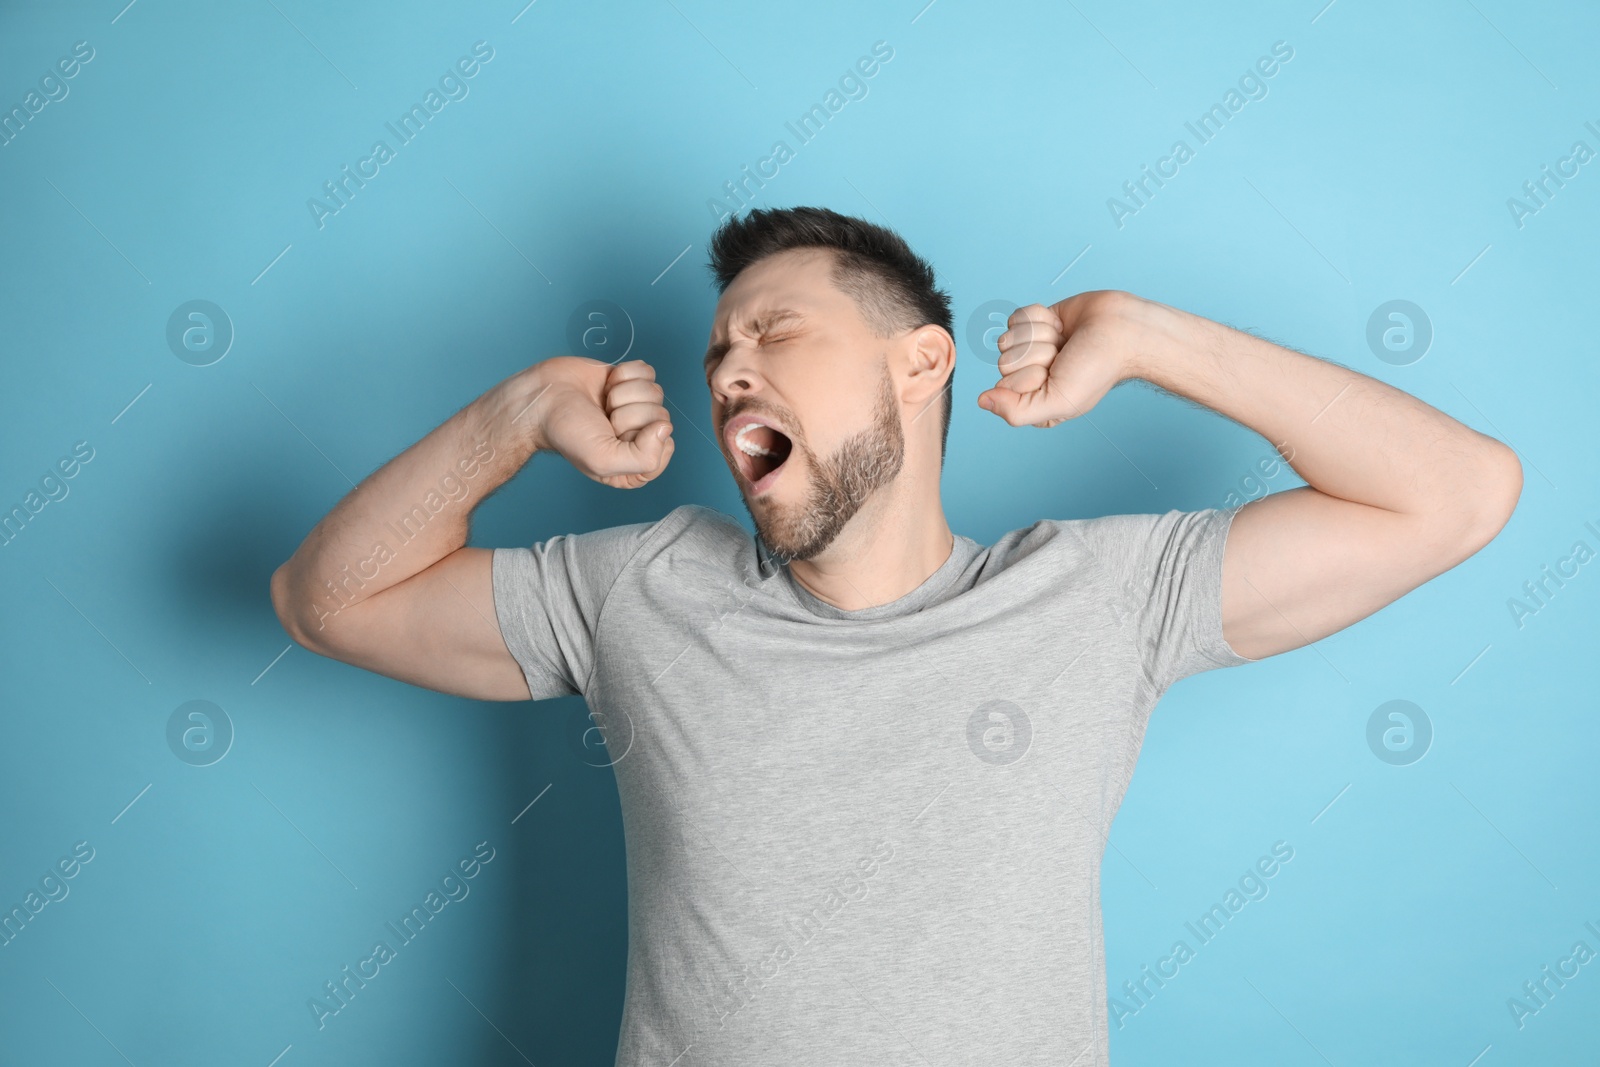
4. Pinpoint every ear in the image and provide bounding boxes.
[901,323,955,423]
